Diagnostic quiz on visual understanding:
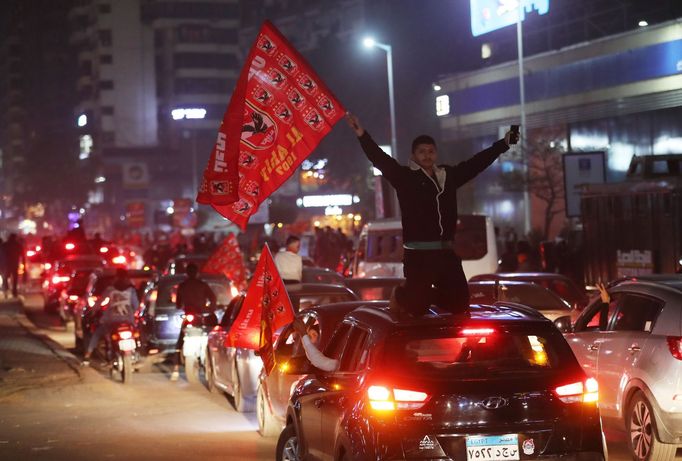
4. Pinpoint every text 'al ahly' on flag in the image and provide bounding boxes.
[226,244,295,373]
[197,20,345,229]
